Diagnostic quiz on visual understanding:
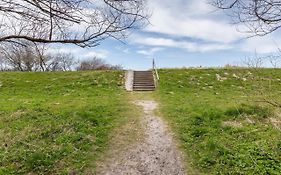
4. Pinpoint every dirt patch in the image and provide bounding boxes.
[269,117,281,131]
[245,117,256,124]
[222,120,243,128]
[96,100,186,175]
